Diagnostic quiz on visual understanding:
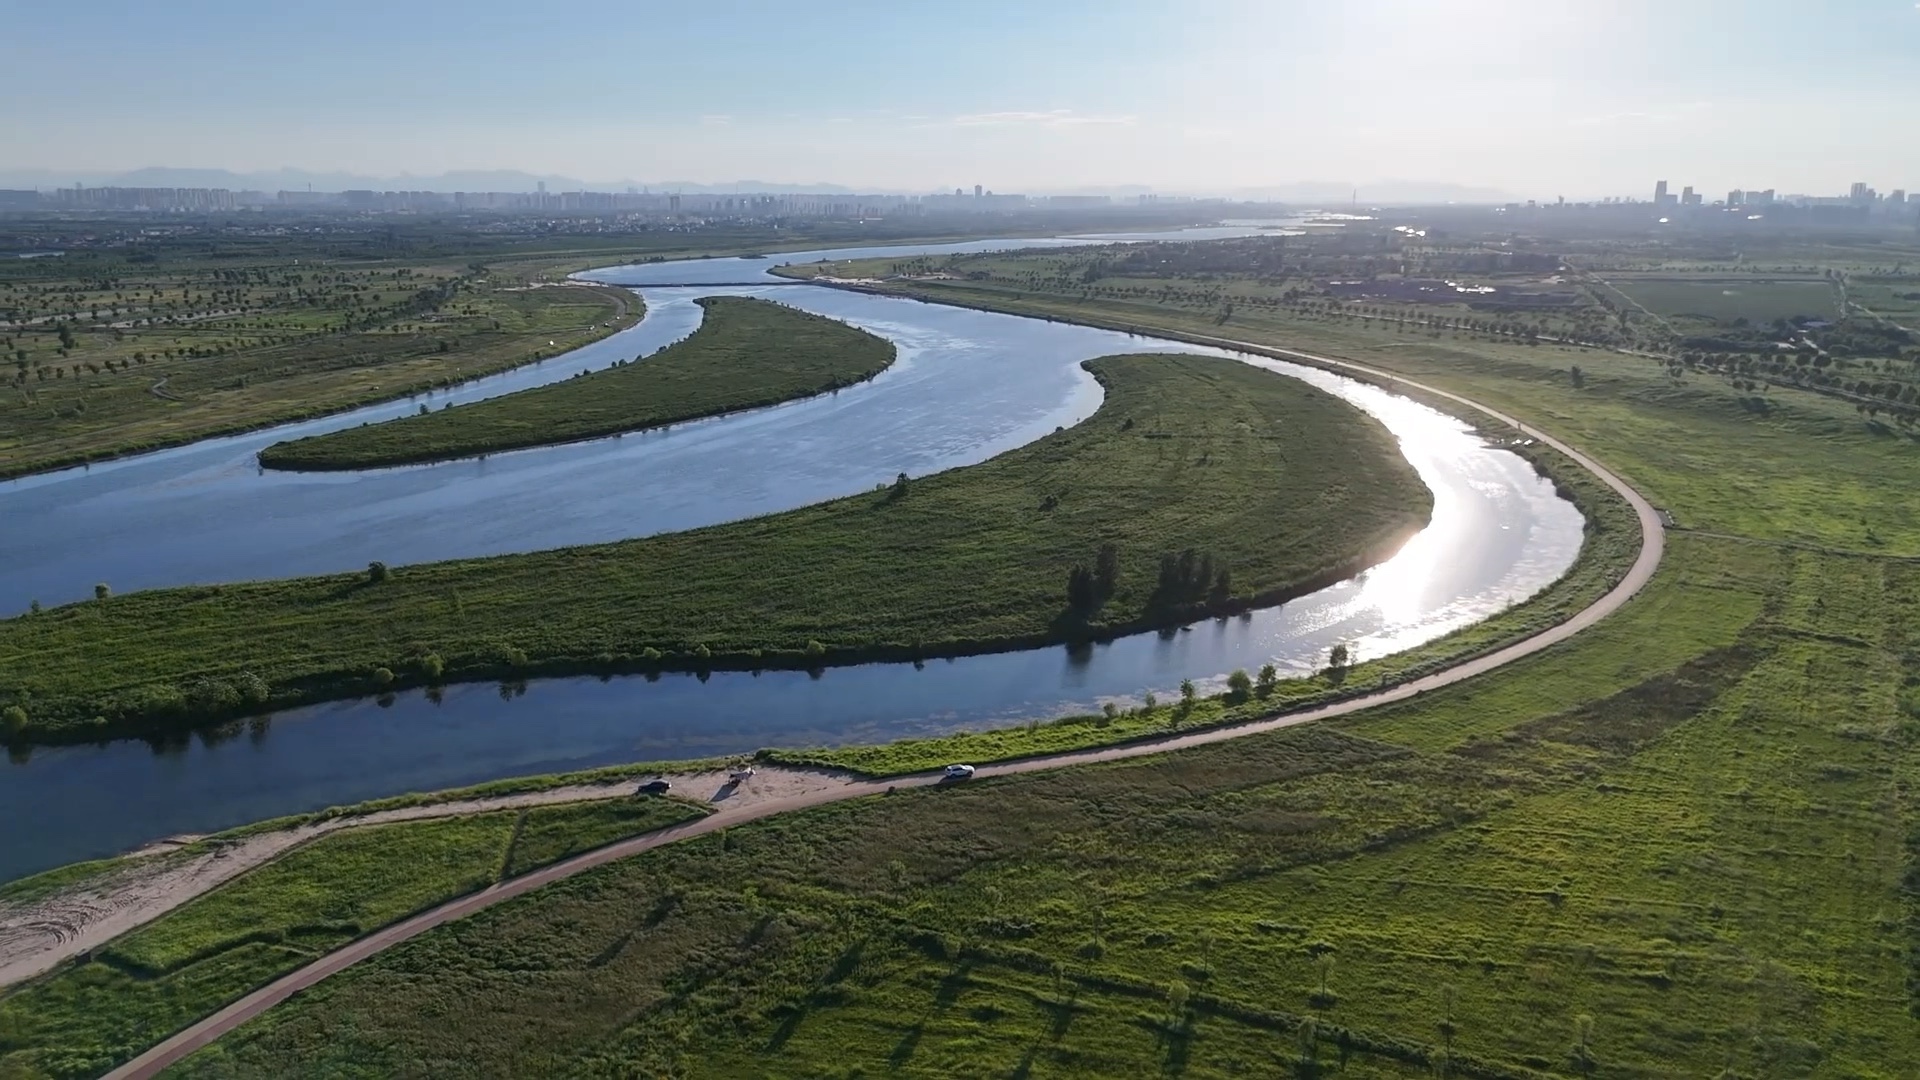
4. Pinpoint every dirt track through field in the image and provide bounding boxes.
[0,768,835,990]
[103,330,1664,1079]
